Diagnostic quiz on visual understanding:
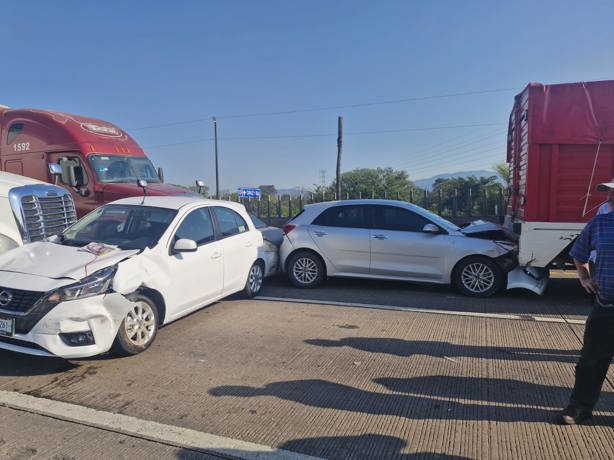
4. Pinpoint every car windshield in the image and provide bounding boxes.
[89,154,161,184]
[61,204,177,250]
